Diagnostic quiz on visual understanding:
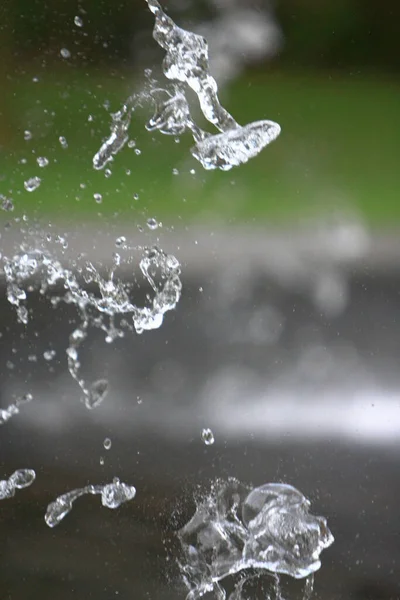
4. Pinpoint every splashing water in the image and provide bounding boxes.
[178,478,333,600]
[0,393,33,425]
[44,478,136,527]
[93,1,280,172]
[3,245,182,407]
[0,469,36,500]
